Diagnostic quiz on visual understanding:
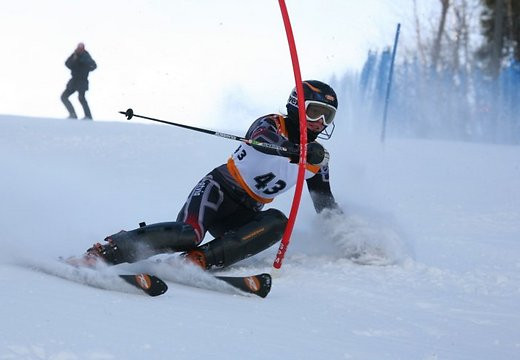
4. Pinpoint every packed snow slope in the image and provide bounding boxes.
[1,114,519,360]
